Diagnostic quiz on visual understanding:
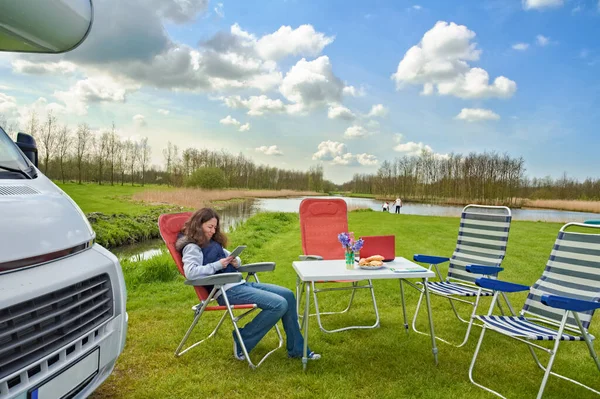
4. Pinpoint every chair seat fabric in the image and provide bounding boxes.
[425,281,494,297]
[474,315,594,341]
